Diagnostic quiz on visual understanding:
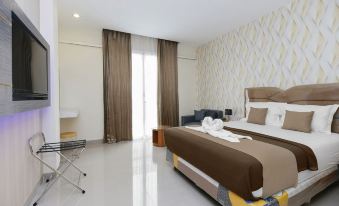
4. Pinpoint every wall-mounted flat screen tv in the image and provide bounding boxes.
[12,12,48,101]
